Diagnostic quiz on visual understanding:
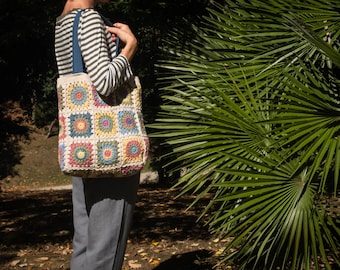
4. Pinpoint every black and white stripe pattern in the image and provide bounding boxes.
[55,9,133,97]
